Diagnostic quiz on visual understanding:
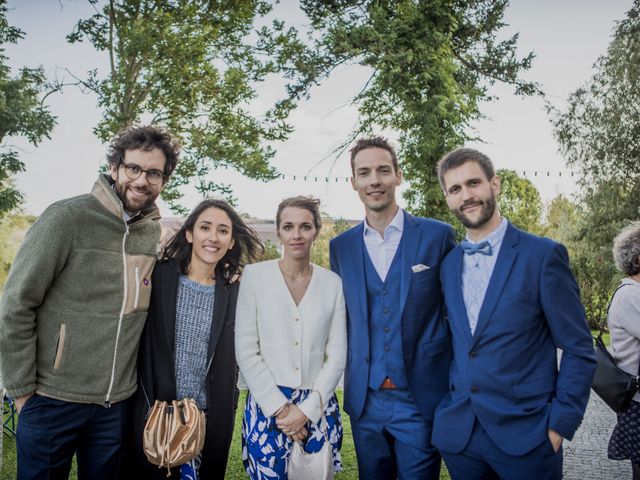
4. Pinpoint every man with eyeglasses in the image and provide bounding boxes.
[0,125,179,480]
